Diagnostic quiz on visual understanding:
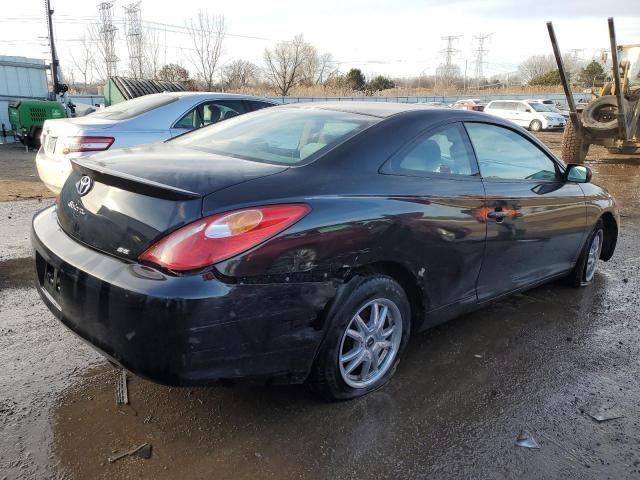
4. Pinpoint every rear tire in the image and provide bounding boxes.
[310,275,411,401]
[569,220,604,288]
[529,120,543,132]
[561,117,589,164]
